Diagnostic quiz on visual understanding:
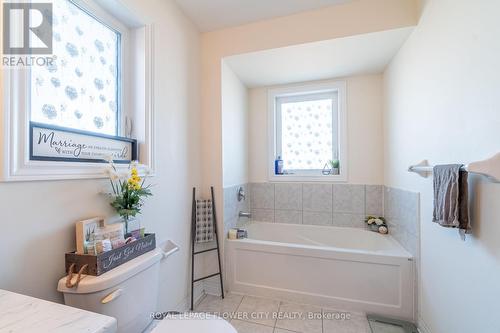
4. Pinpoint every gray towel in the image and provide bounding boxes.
[432,164,471,240]
[195,199,214,243]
